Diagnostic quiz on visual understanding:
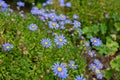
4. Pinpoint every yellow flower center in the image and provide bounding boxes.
[52,23,56,27]
[6,46,10,49]
[62,16,64,18]
[59,38,63,42]
[94,40,97,43]
[32,25,35,28]
[52,16,54,18]
[44,42,48,44]
[71,64,74,67]
[57,67,62,72]
[93,66,96,68]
